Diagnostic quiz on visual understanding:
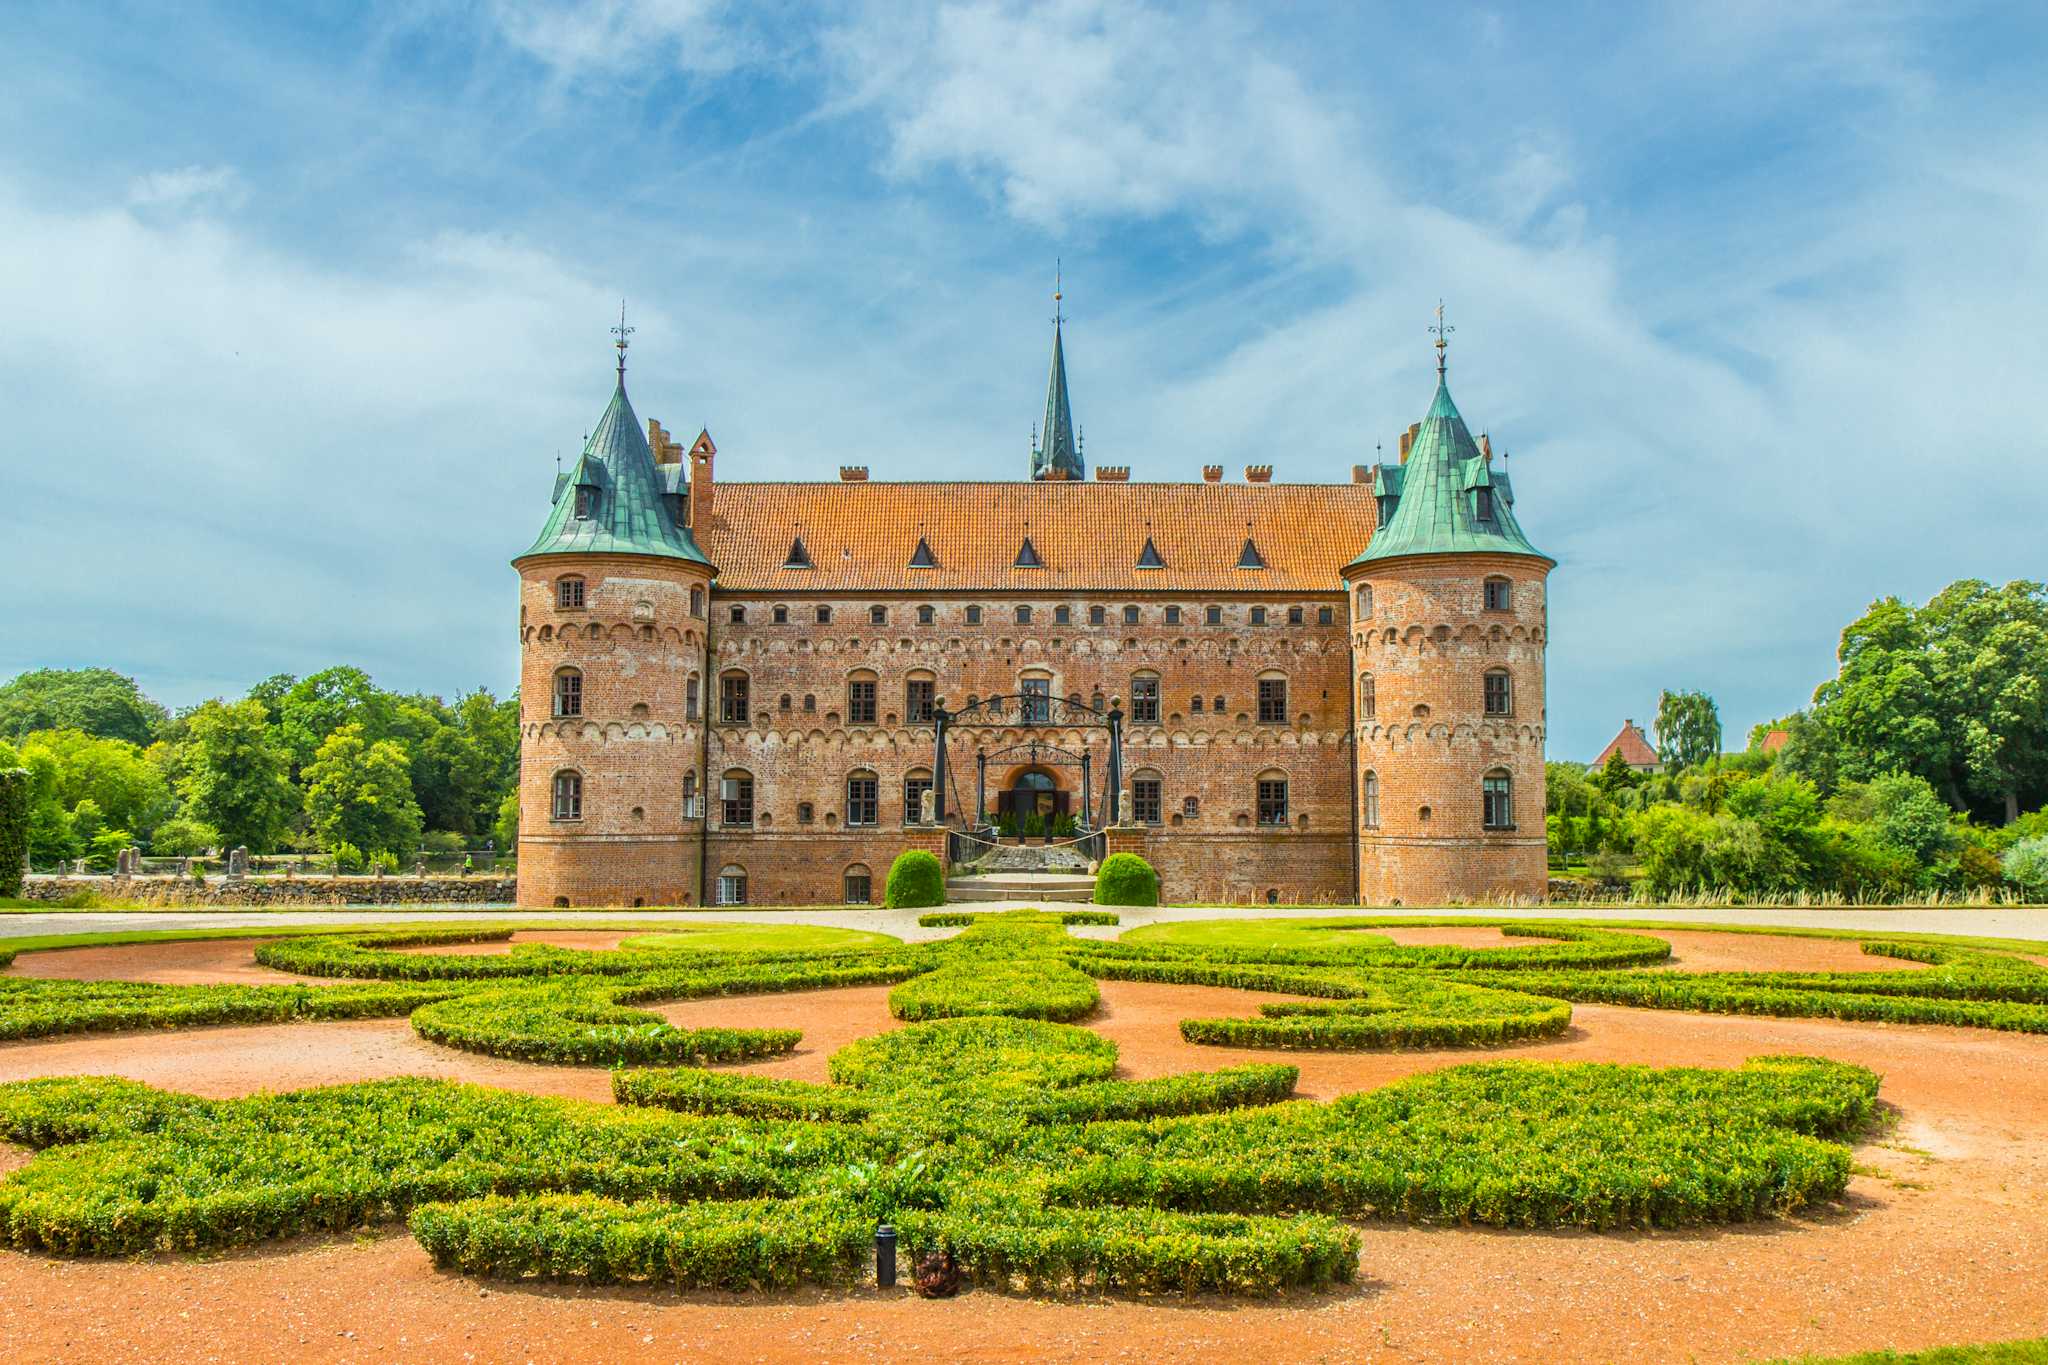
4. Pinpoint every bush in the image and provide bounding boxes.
[329,841,366,874]
[889,957,1100,1022]
[1093,852,1159,906]
[613,1069,875,1123]
[884,849,945,908]
[2003,836,2048,899]
[0,769,29,896]
[145,815,219,858]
